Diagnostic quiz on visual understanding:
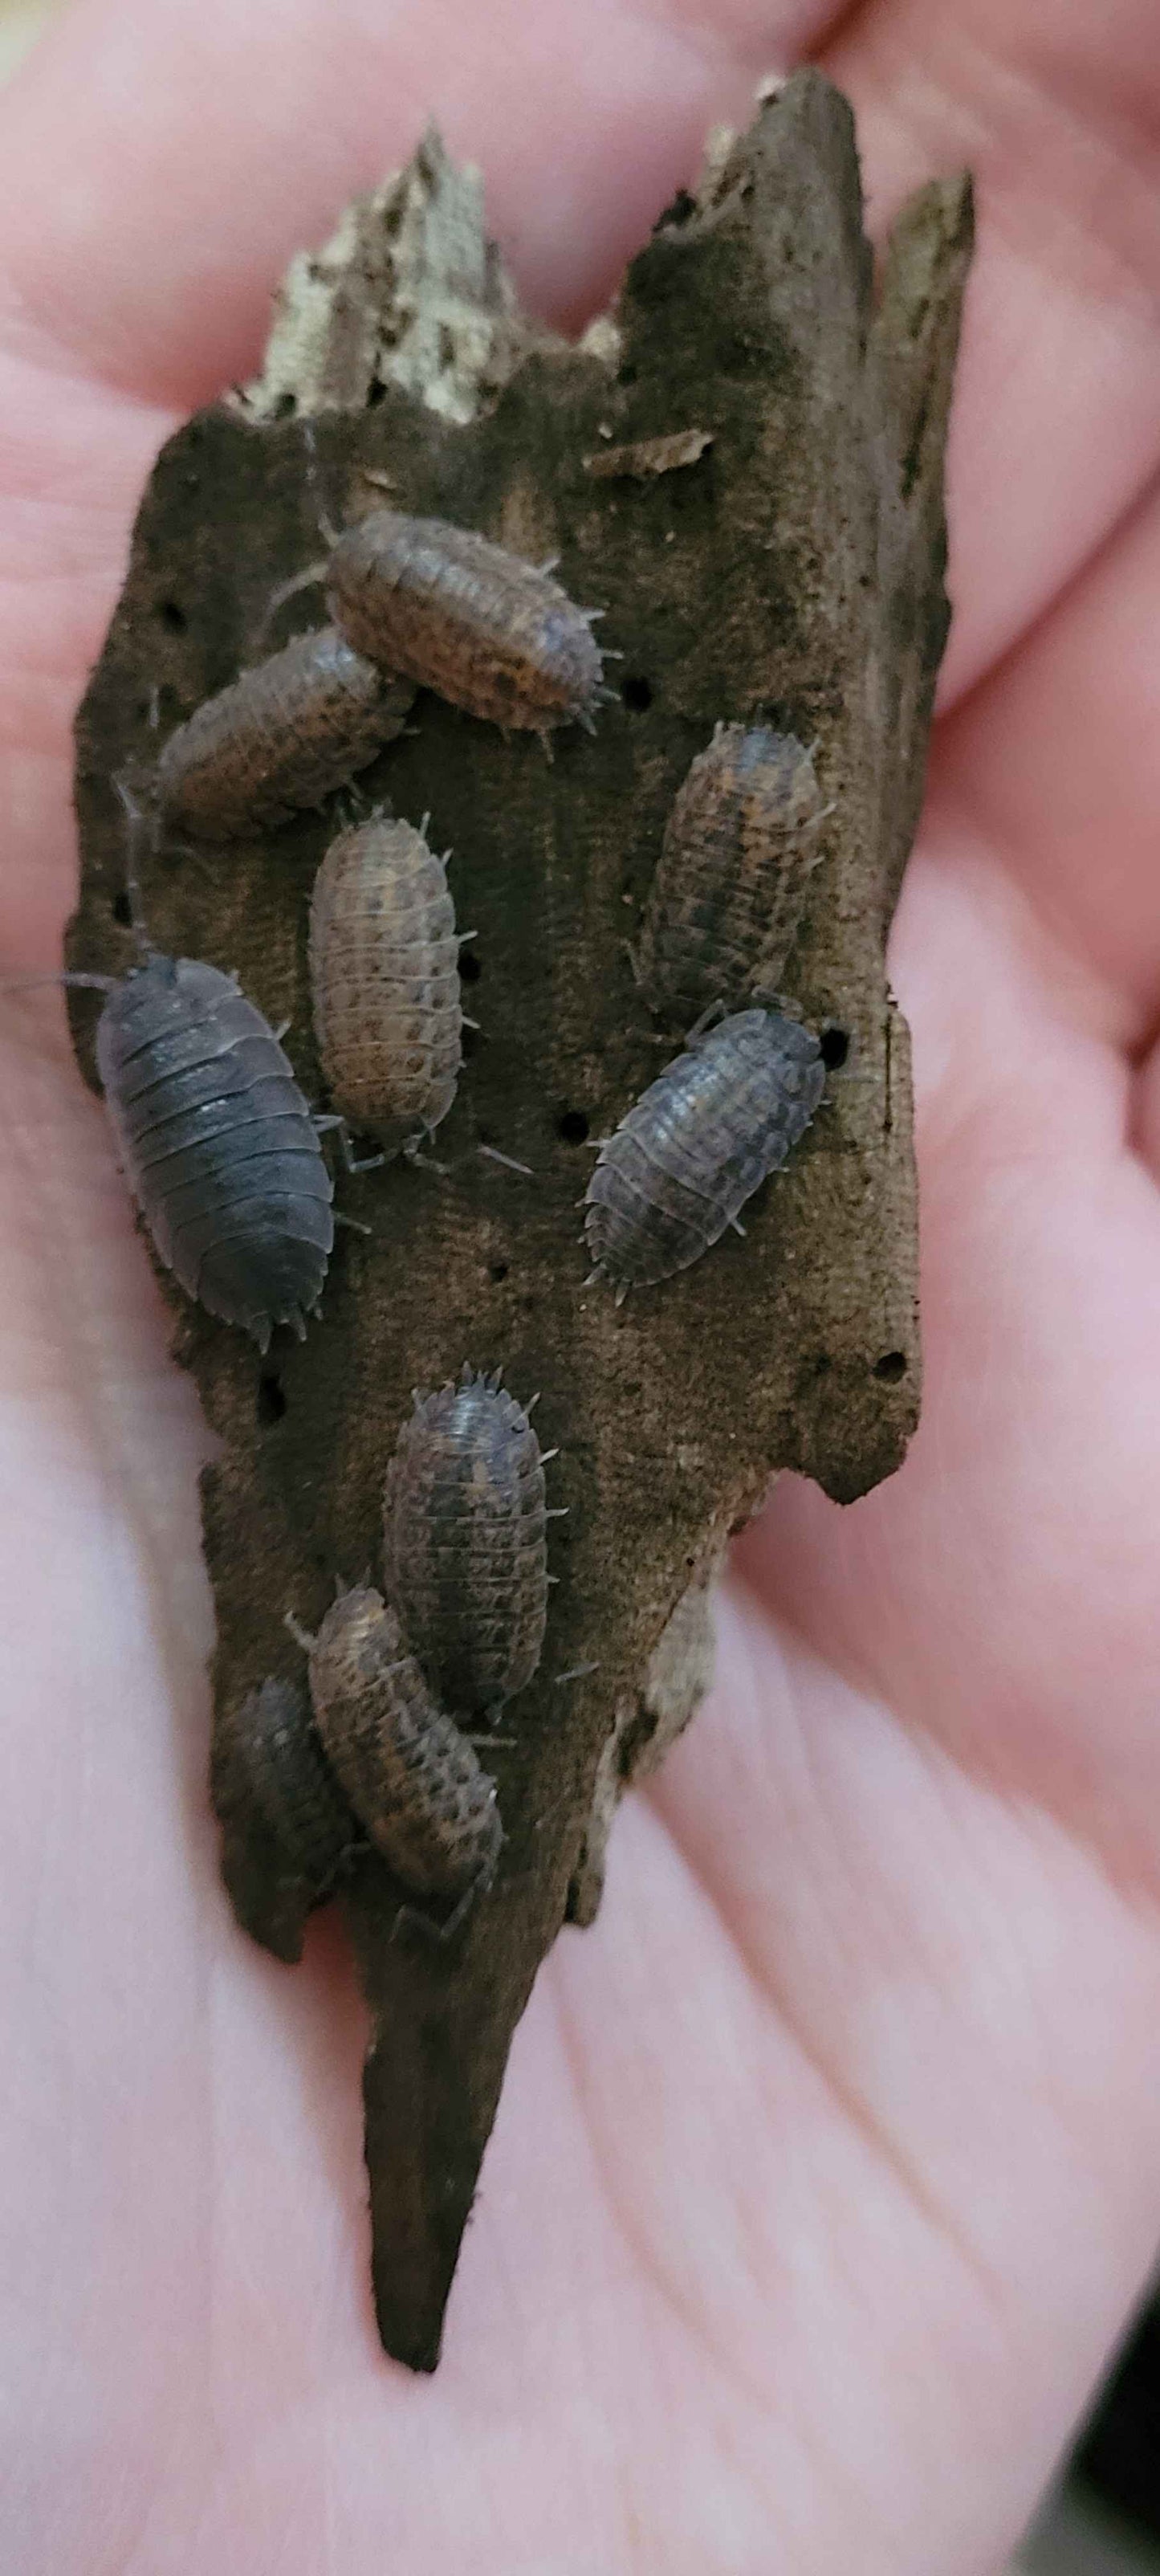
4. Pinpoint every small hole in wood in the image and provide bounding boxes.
[556,1109,590,1144]
[257,1372,287,1425]
[458,949,482,984]
[488,1262,510,1284]
[873,1351,907,1384]
[820,1026,849,1070]
[621,675,653,713]
[111,891,132,927]
[158,600,187,634]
